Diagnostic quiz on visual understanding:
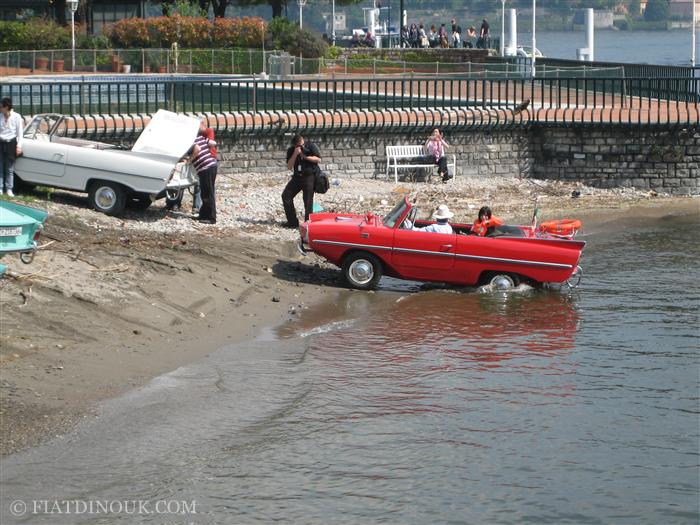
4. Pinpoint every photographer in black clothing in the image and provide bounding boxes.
[282,134,321,228]
[477,18,489,48]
